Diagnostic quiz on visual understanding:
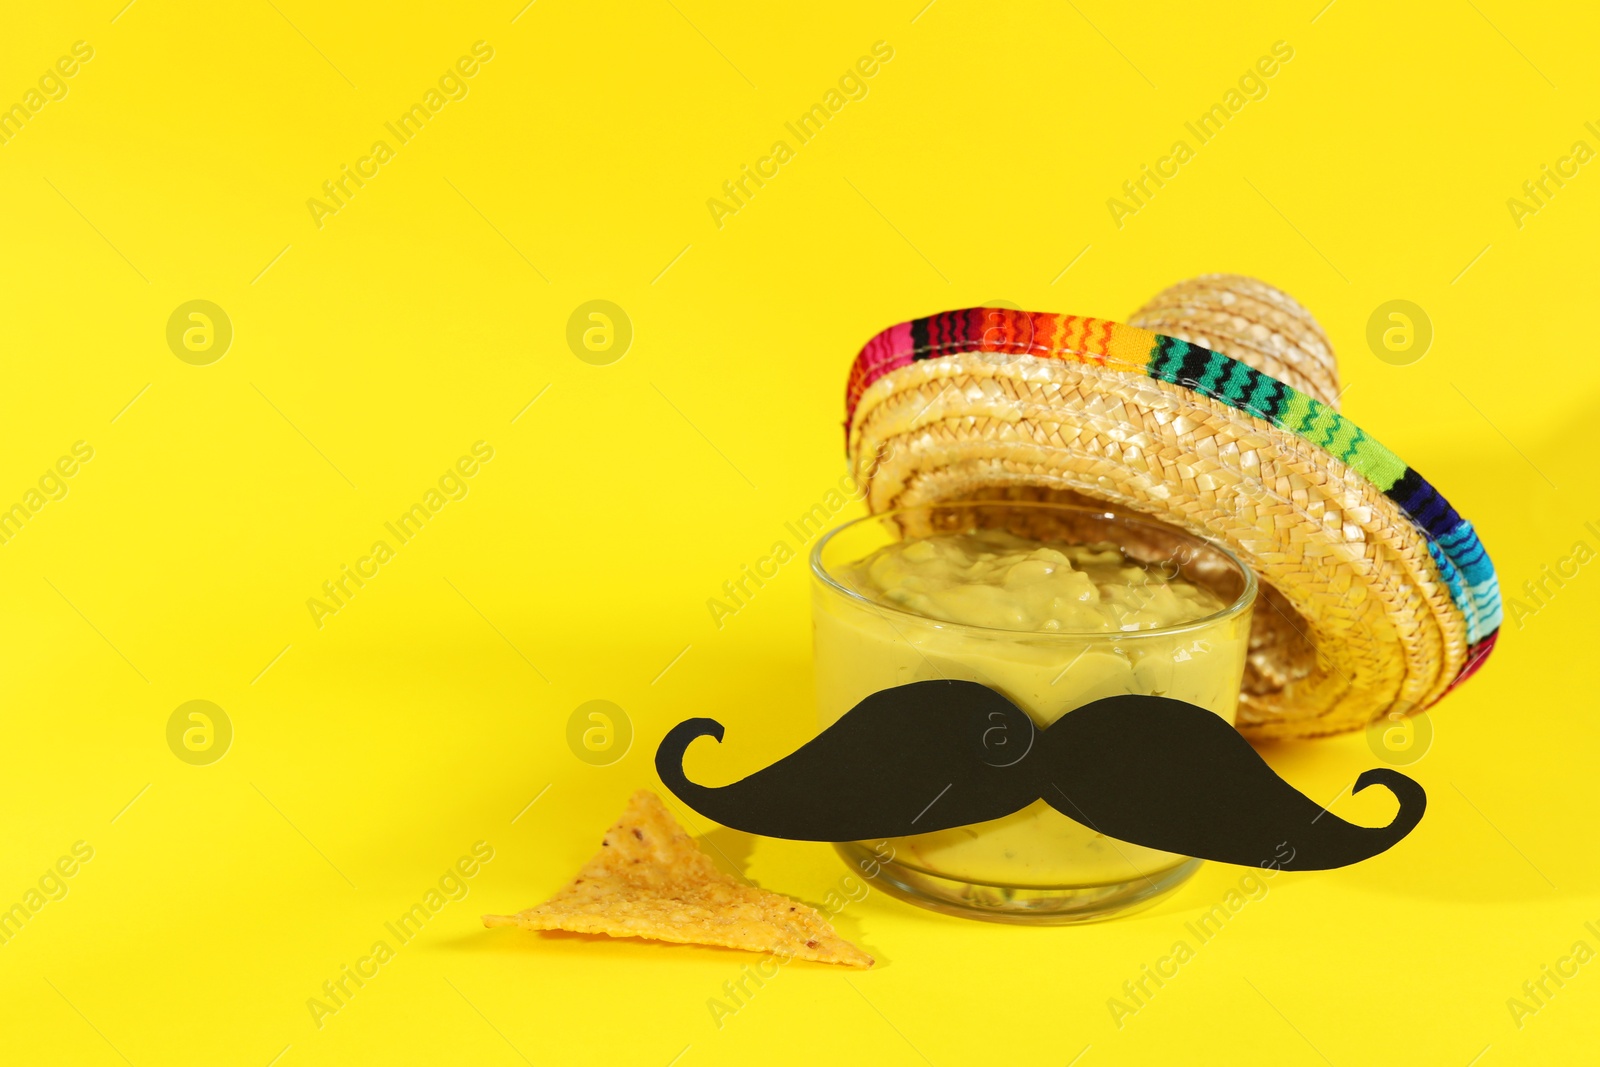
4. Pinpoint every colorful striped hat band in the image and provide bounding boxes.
[844,288,1499,740]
